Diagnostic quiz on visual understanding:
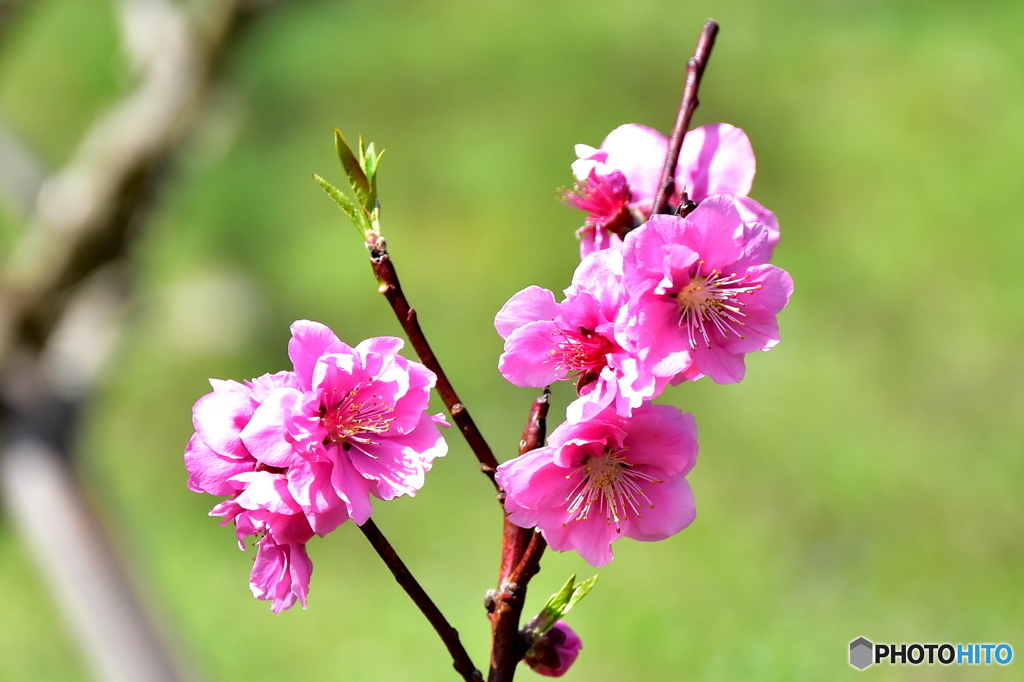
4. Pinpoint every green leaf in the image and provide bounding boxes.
[313,173,367,235]
[564,574,598,613]
[531,573,599,635]
[363,143,381,209]
[334,130,370,209]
